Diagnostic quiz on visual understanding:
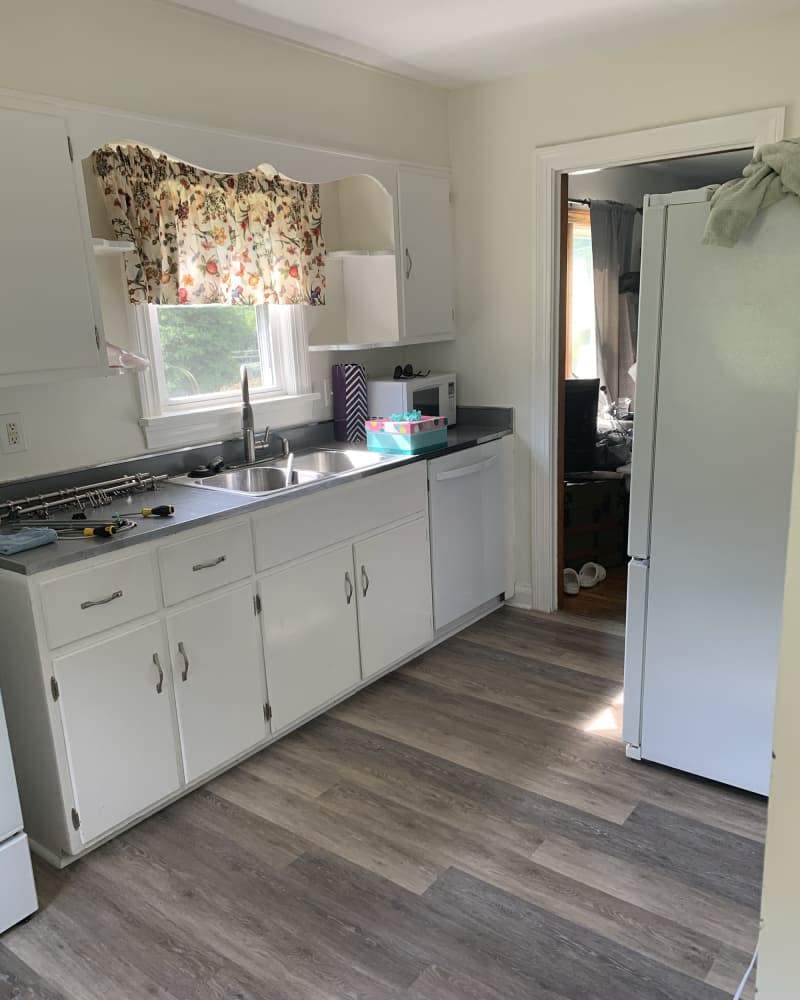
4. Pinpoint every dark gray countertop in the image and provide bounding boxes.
[0,424,511,576]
